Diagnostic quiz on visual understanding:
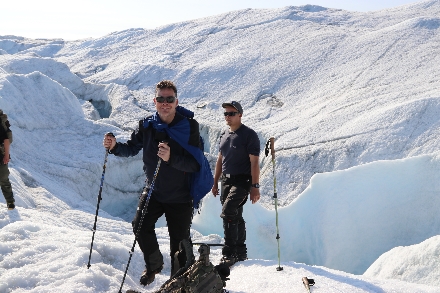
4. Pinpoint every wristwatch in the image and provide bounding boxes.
[251,183,260,188]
